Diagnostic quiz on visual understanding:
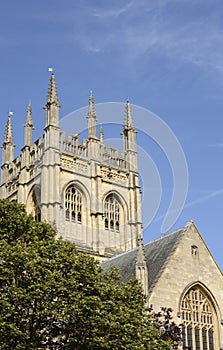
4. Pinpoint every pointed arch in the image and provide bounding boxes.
[179,282,220,350]
[63,181,90,224]
[64,186,82,223]
[104,194,120,232]
[26,185,41,222]
[103,191,128,233]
